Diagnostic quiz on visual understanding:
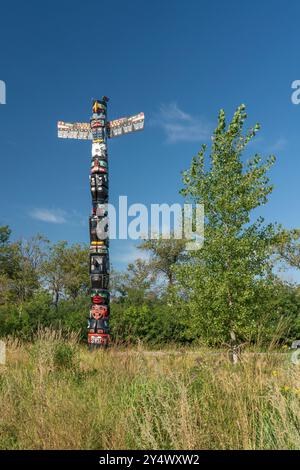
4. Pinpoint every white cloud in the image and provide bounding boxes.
[151,103,211,143]
[29,208,67,224]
